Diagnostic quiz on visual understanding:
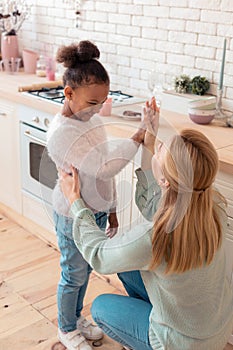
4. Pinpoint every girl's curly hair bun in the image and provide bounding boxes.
[56,40,100,68]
